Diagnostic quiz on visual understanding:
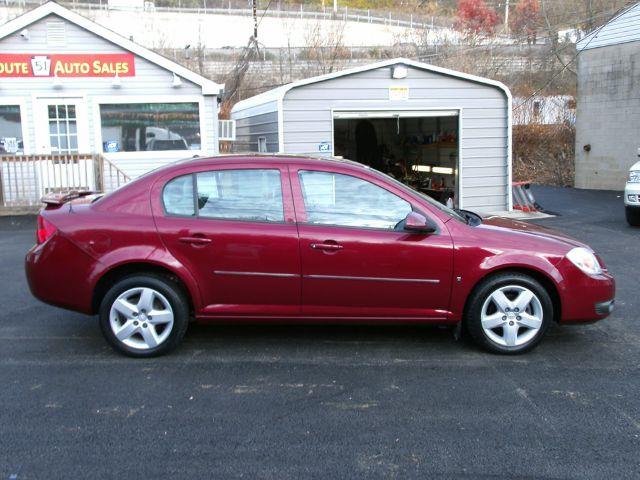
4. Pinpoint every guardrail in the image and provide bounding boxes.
[0,154,131,208]
[2,0,451,31]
